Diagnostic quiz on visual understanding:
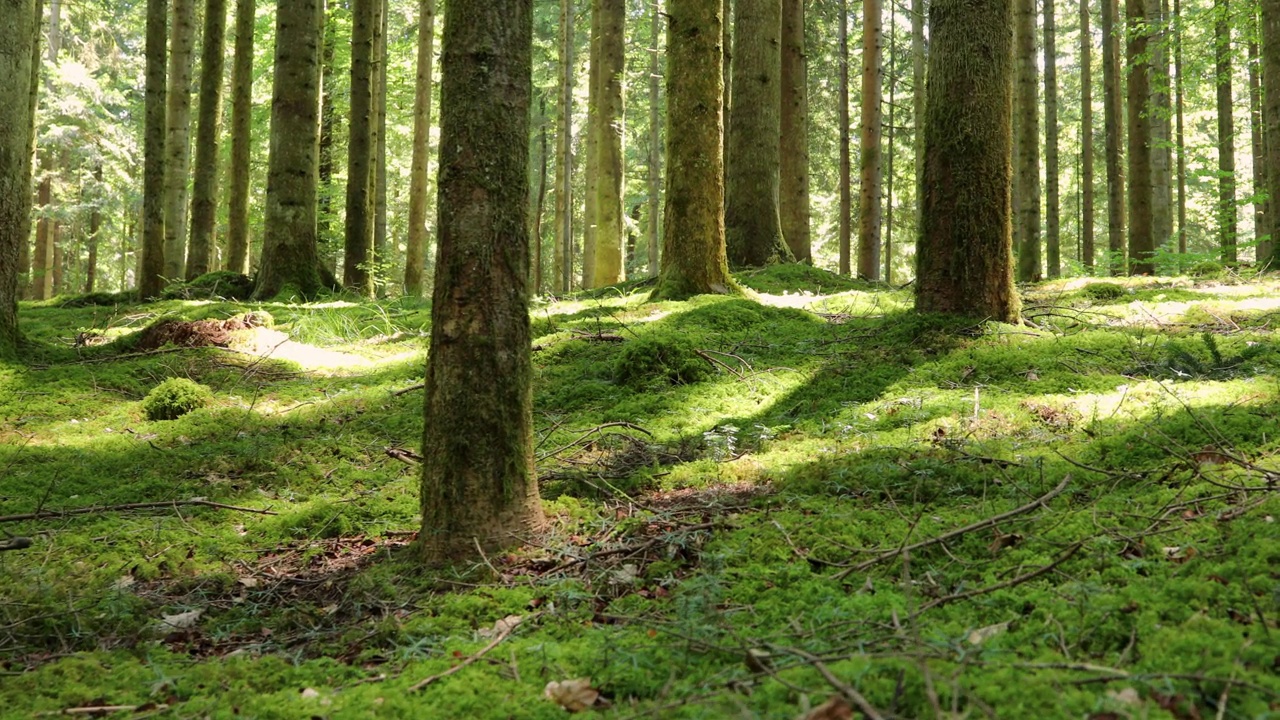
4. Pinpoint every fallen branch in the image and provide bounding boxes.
[536,422,653,461]
[833,475,1072,581]
[545,521,718,575]
[409,612,540,692]
[392,383,425,397]
[0,537,32,551]
[385,447,425,465]
[770,646,885,720]
[0,499,279,524]
[916,541,1084,613]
